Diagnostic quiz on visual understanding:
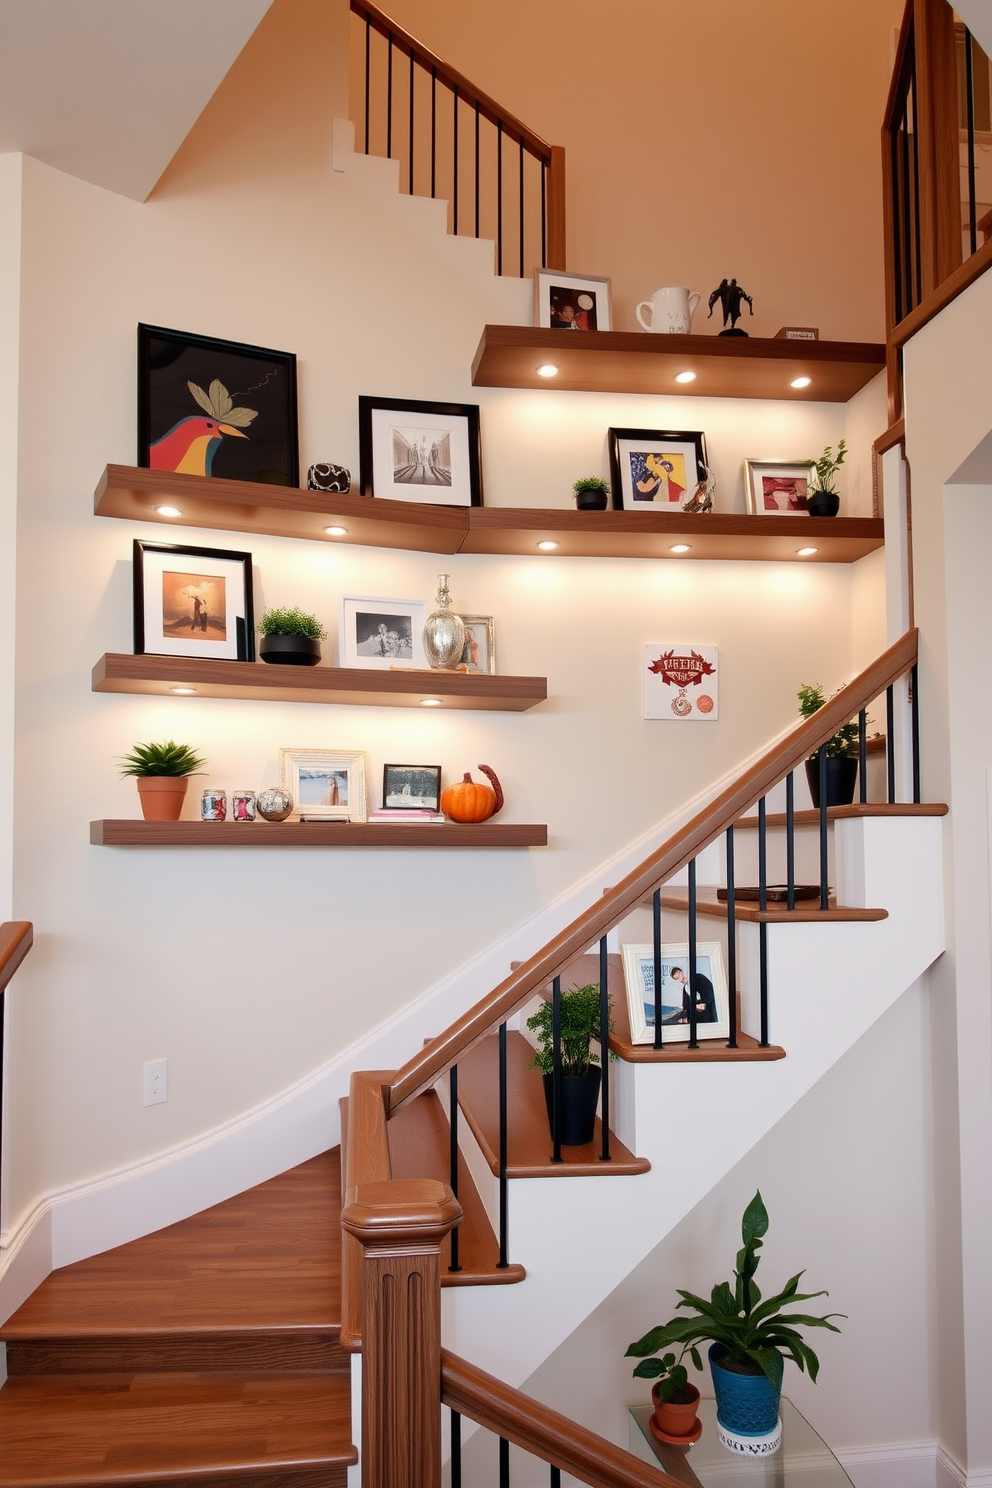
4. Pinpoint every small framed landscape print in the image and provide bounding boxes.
[339,595,429,670]
[358,396,483,508]
[138,324,299,487]
[743,458,815,515]
[621,941,730,1045]
[608,428,708,510]
[279,748,368,822]
[534,269,612,331]
[382,764,442,811]
[459,615,496,674]
[133,540,254,661]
